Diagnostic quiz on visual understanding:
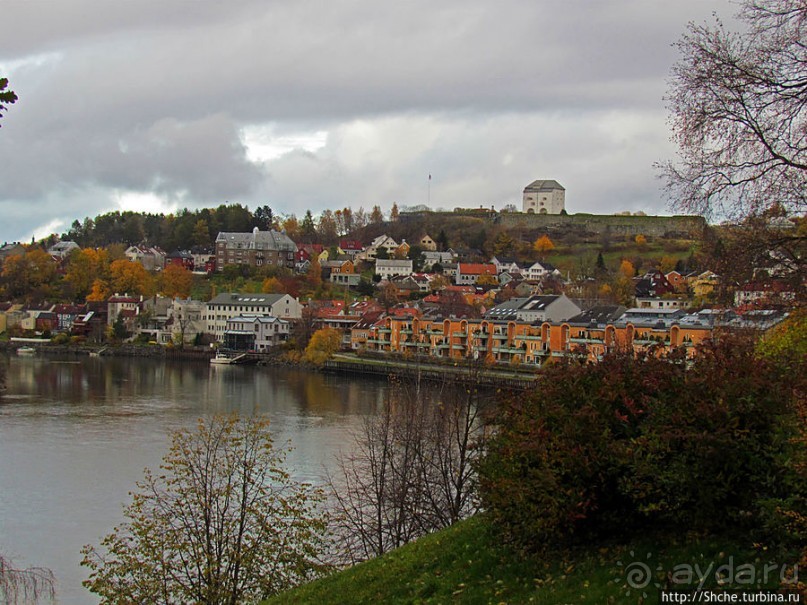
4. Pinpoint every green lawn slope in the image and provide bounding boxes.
[265,516,798,605]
